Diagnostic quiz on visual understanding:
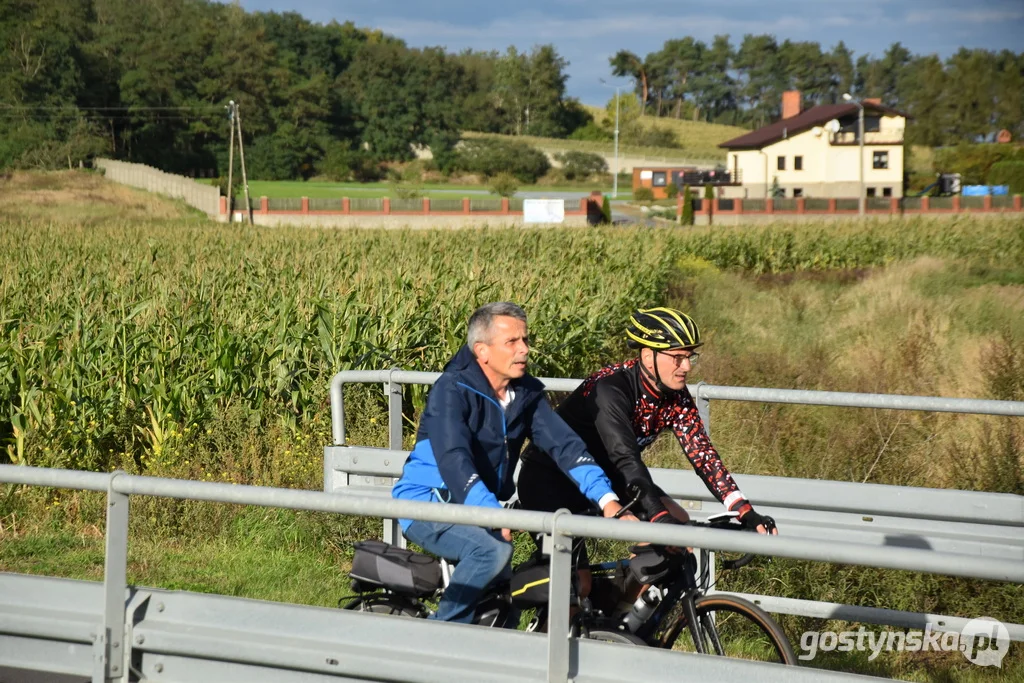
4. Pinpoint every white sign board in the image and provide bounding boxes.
[640,170,653,180]
[523,199,565,224]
